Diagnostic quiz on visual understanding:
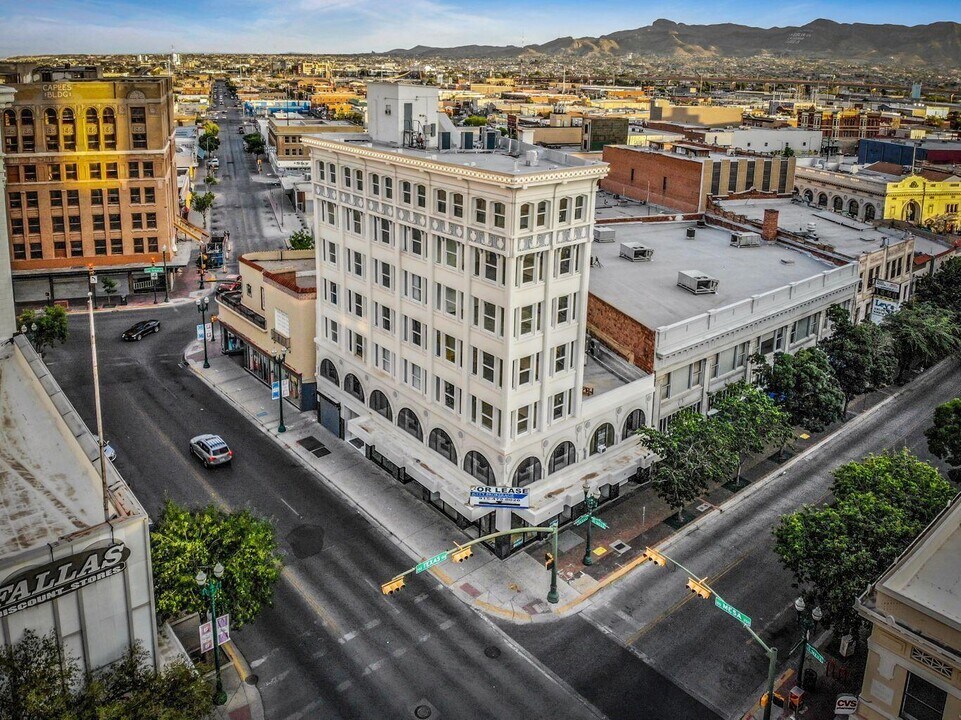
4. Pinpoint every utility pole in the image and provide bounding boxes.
[87,292,110,522]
